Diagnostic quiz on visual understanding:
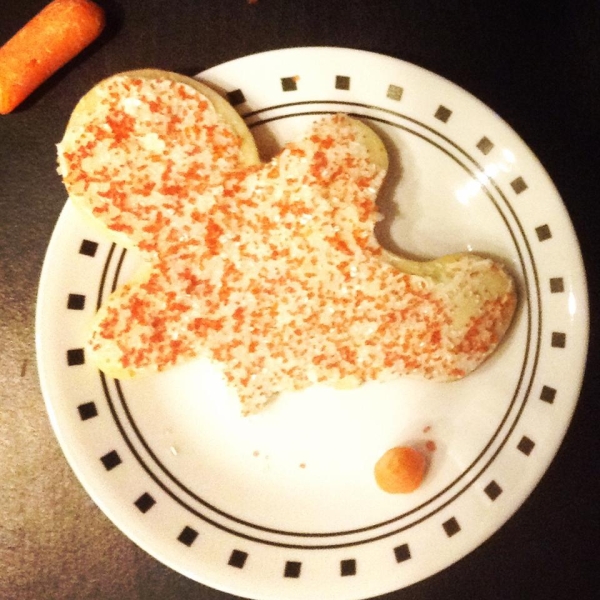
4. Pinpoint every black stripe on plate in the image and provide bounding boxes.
[226,89,246,106]
[178,526,199,547]
[67,348,85,366]
[517,436,535,456]
[340,559,356,576]
[484,480,503,501]
[434,105,452,122]
[67,293,86,310]
[100,450,122,471]
[134,492,156,513]
[394,543,411,563]
[476,136,494,155]
[228,549,248,568]
[549,277,564,293]
[284,561,301,578]
[442,517,460,537]
[386,84,403,101]
[335,75,350,90]
[77,401,98,420]
[79,239,98,256]
[511,176,528,194]
[281,77,297,92]
[535,224,552,241]
[540,385,556,403]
